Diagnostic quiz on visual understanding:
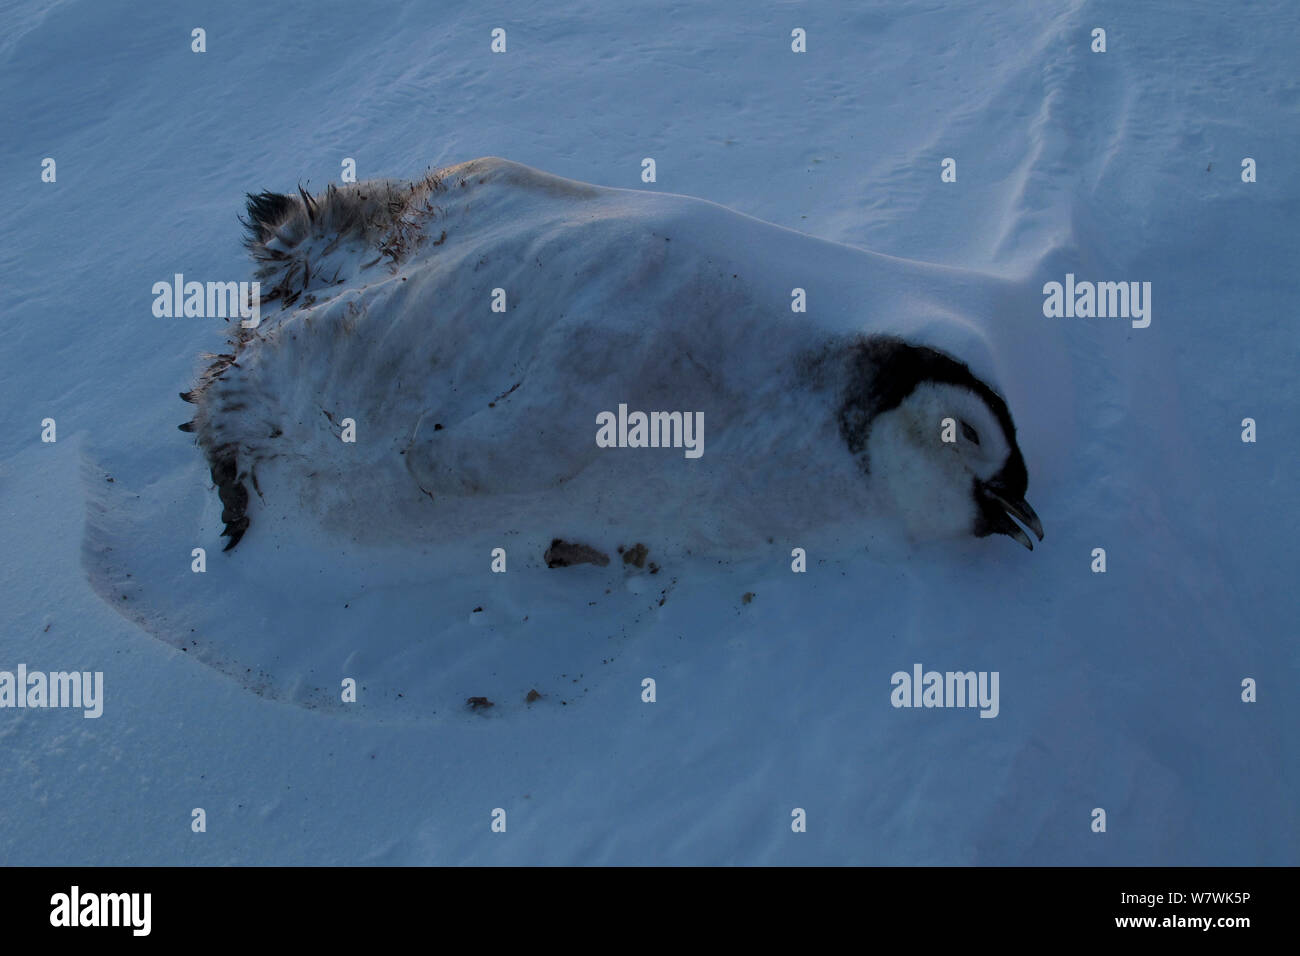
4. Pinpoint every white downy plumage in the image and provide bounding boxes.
[182,157,1039,561]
